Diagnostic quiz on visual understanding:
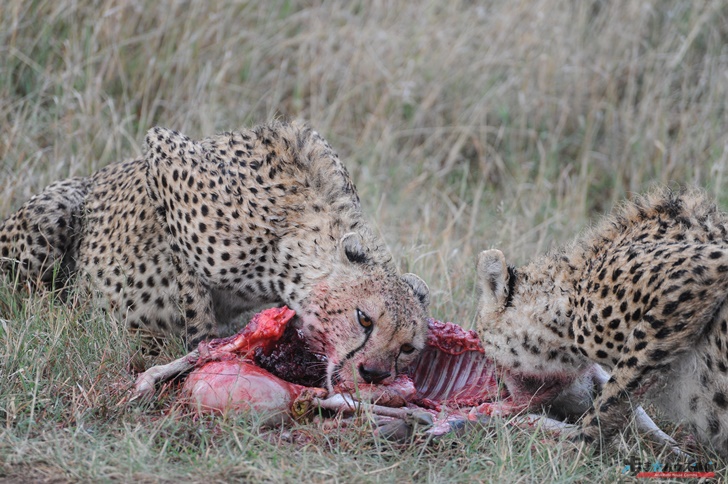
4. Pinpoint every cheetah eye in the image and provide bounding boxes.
[400,343,416,355]
[356,308,373,329]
